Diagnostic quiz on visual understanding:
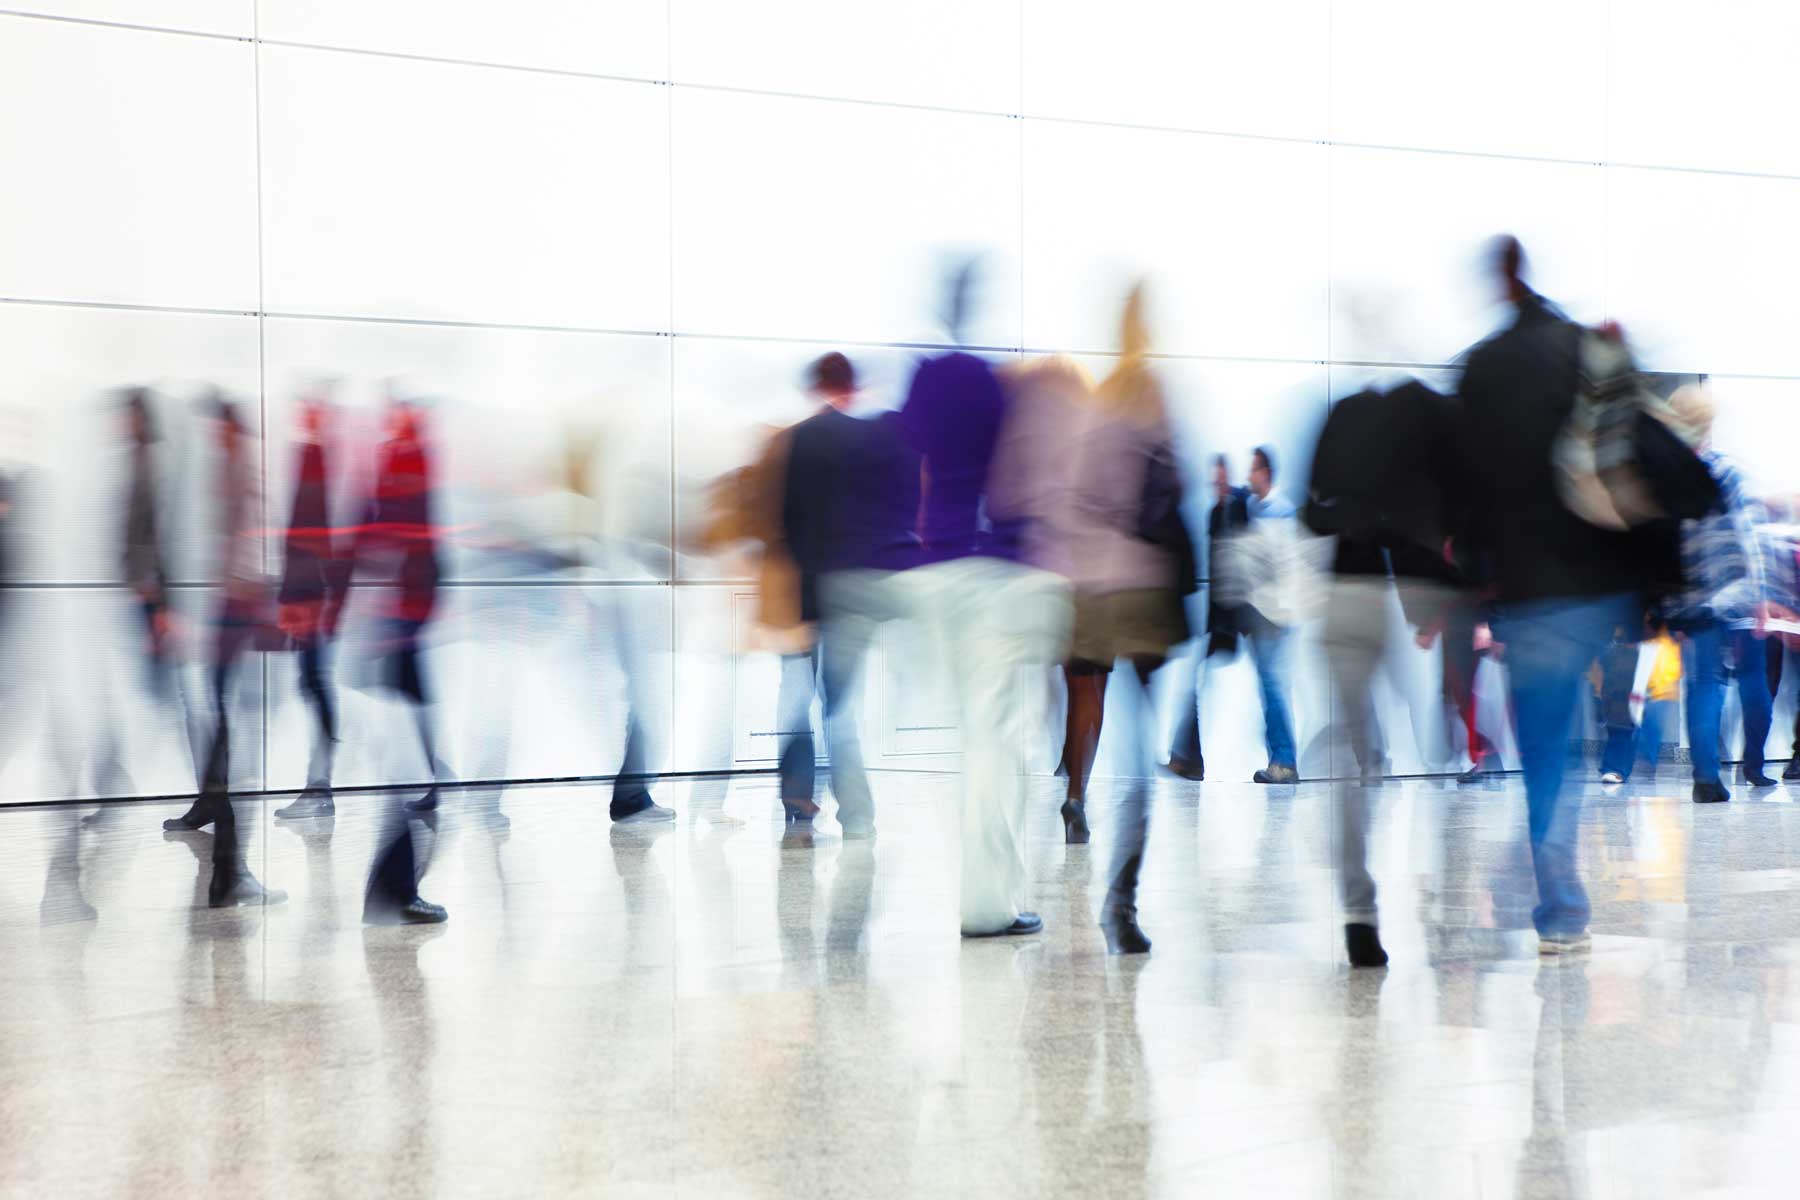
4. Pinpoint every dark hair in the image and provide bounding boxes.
[1212,453,1229,472]
[1251,445,1276,481]
[122,387,158,445]
[1491,233,1526,285]
[807,352,856,395]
